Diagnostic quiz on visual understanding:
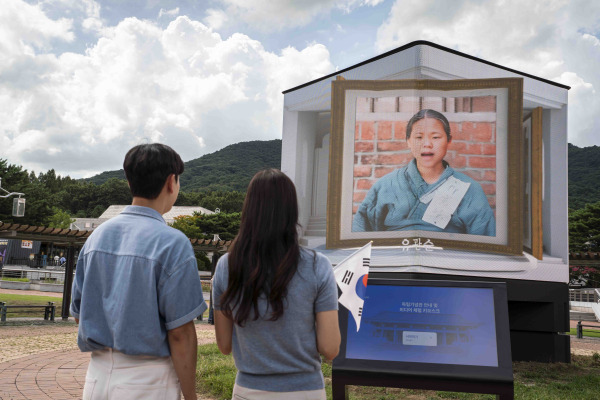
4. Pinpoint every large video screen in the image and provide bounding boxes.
[345,283,498,367]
